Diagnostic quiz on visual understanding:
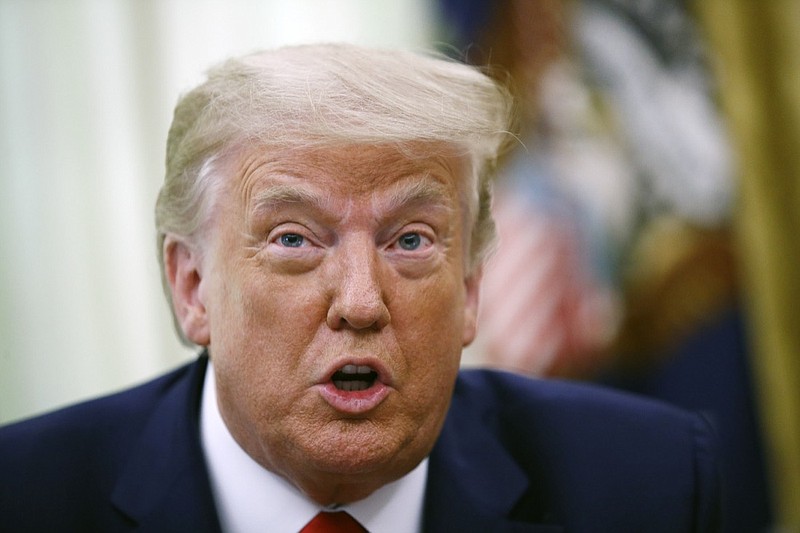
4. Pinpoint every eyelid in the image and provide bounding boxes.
[267,223,317,247]
[388,224,436,251]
